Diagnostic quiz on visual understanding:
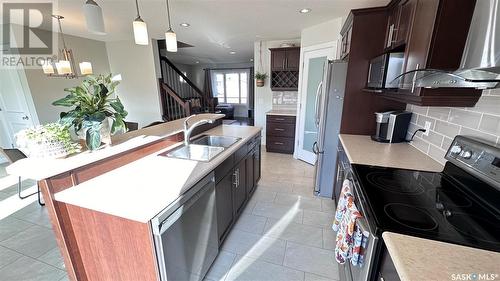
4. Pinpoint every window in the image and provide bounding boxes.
[211,69,250,104]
